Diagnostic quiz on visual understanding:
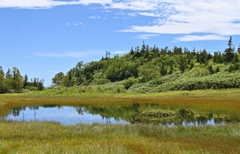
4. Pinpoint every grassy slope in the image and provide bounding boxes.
[1,89,240,153]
